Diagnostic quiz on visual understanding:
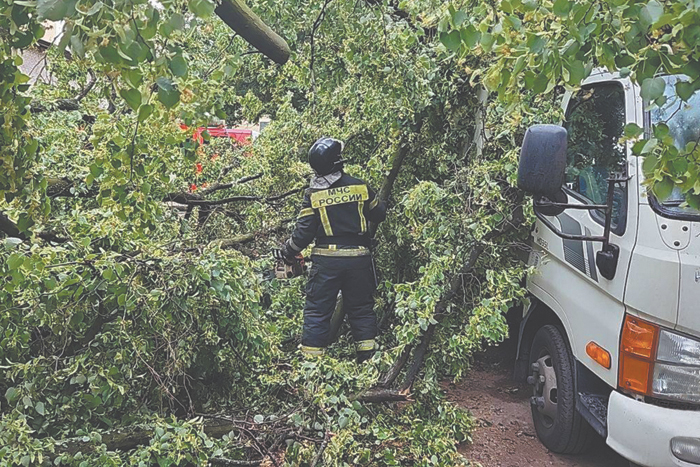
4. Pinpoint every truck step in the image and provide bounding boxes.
[577,392,608,437]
